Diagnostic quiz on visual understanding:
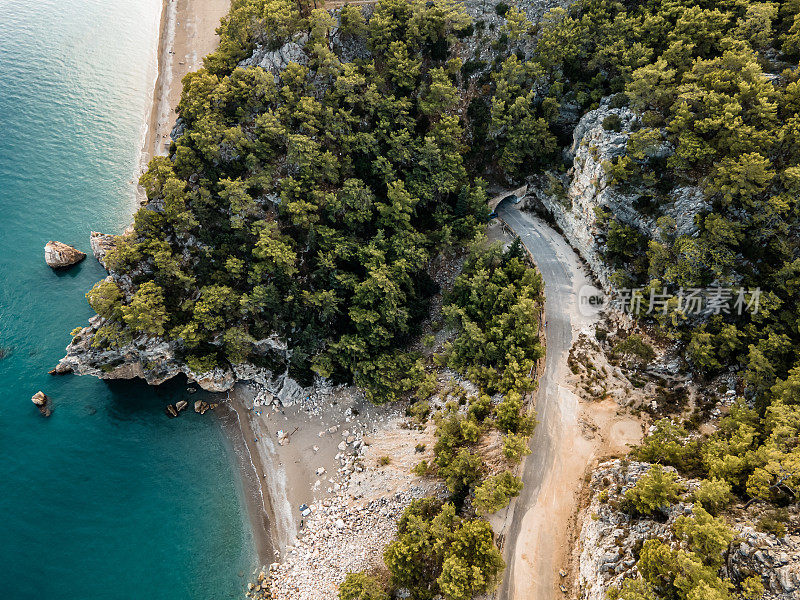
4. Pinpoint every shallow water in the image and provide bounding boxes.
[0,1,255,597]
